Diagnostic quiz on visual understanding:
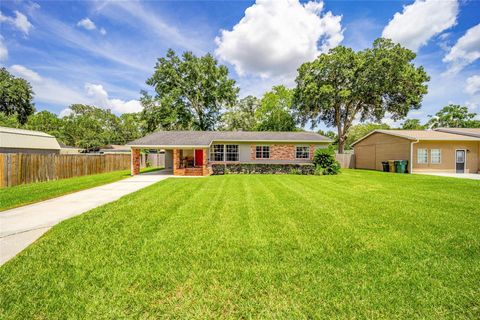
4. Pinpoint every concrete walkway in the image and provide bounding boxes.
[415,172,480,180]
[0,172,172,265]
